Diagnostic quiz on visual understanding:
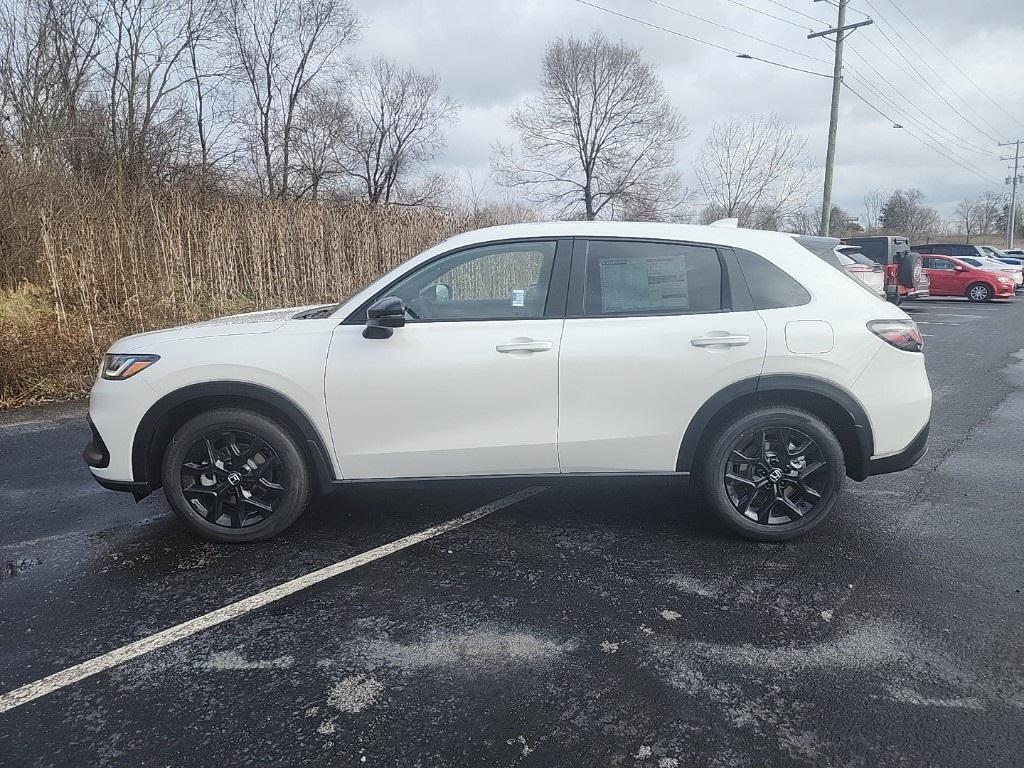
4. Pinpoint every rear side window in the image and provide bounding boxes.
[854,239,886,264]
[735,249,811,310]
[583,240,723,315]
